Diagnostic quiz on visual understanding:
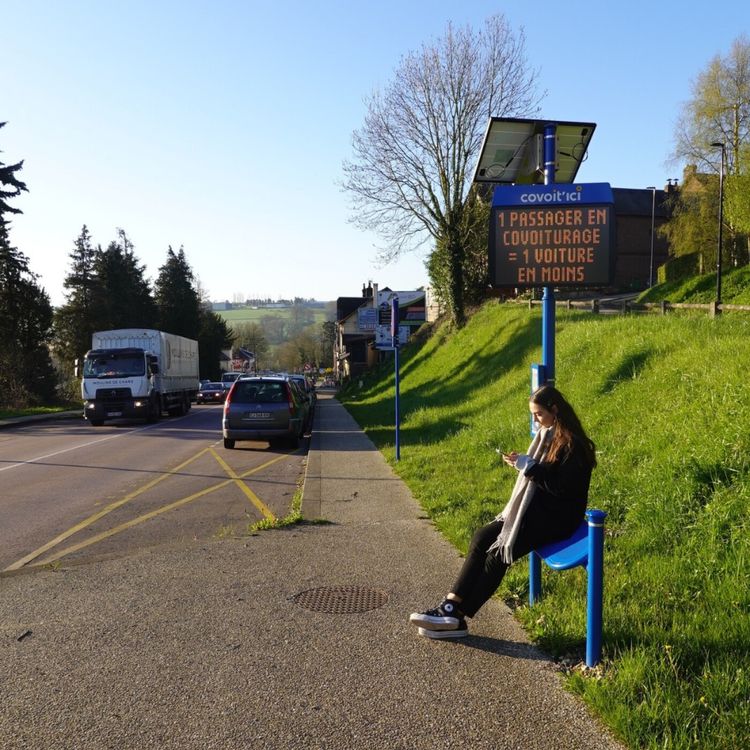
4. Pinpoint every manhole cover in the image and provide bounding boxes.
[292,585,389,614]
